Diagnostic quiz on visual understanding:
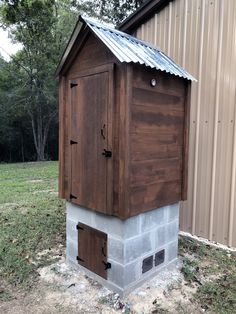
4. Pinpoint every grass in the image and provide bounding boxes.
[0,161,65,292]
[179,236,236,313]
[1,161,236,314]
